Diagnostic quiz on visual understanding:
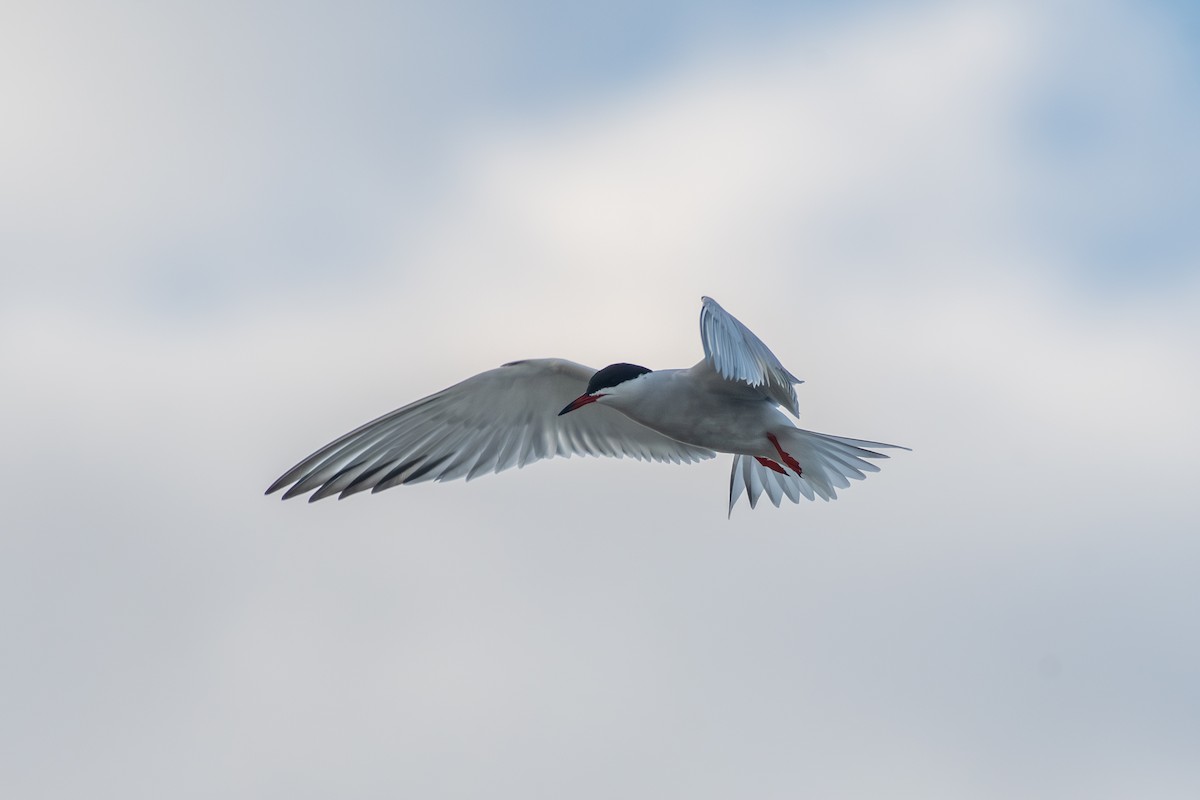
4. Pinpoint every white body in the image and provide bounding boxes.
[601,362,793,458]
[267,297,907,513]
